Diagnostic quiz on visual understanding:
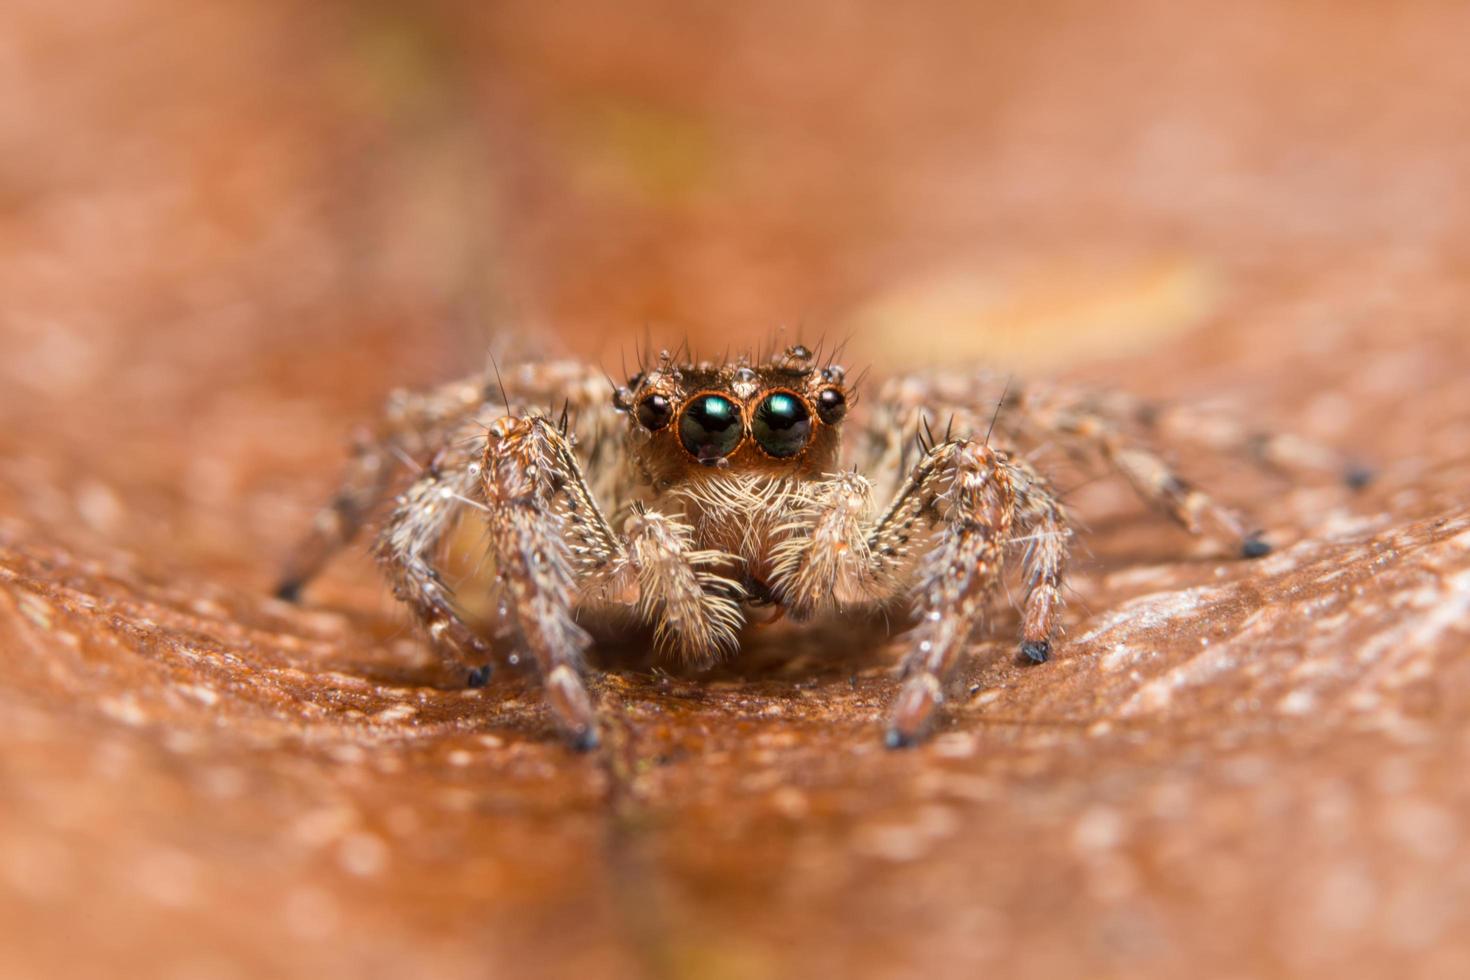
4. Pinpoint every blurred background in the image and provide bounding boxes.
[5,0,1468,568]
[3,2,1470,978]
